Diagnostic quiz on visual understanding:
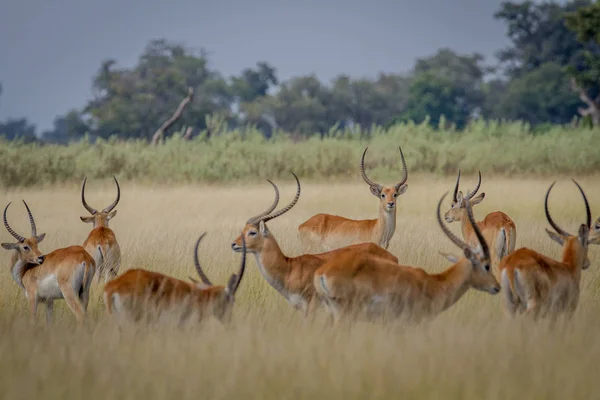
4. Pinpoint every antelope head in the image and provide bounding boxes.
[444,170,485,223]
[544,180,598,270]
[80,175,120,228]
[360,146,408,212]
[232,173,300,254]
[1,200,46,265]
[194,232,247,323]
[437,189,500,294]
